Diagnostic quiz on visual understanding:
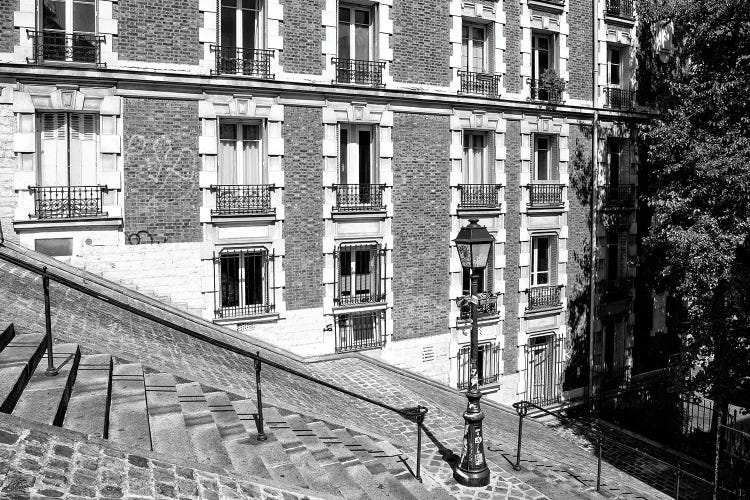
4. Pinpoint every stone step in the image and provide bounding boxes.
[175,382,233,470]
[0,333,46,413]
[144,373,196,461]
[63,354,112,439]
[232,399,310,490]
[12,343,80,426]
[108,363,151,452]
[353,433,422,500]
[204,391,272,479]
[0,323,15,351]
